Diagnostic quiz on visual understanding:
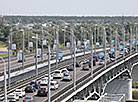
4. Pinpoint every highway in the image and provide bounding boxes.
[0,47,74,73]
[9,48,117,102]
